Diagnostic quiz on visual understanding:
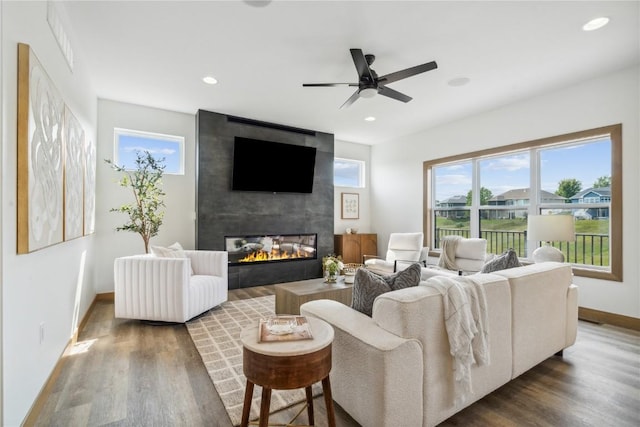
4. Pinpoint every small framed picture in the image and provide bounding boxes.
[341,192,359,219]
